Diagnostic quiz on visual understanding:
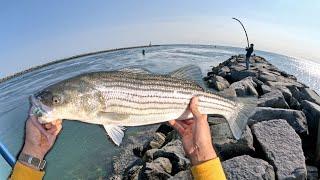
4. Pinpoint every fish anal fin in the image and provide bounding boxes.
[103,124,125,146]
